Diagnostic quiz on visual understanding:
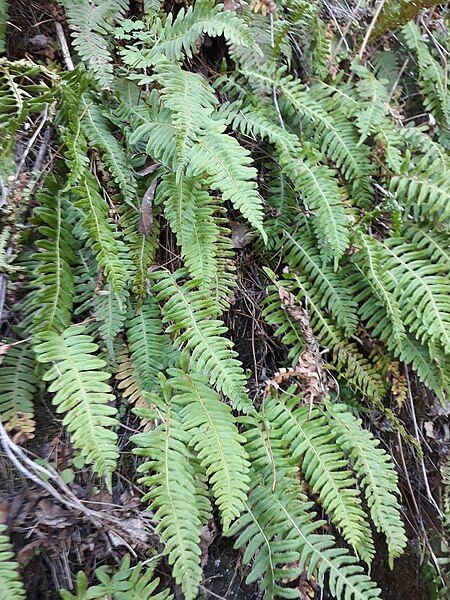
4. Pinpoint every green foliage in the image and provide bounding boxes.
[60,555,172,600]
[35,326,119,482]
[0,344,37,437]
[2,2,449,599]
[0,522,26,599]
